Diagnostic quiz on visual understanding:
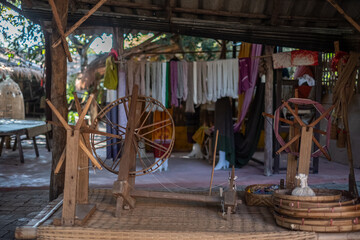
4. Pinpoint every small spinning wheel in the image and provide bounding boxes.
[272,98,334,160]
[90,95,175,176]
